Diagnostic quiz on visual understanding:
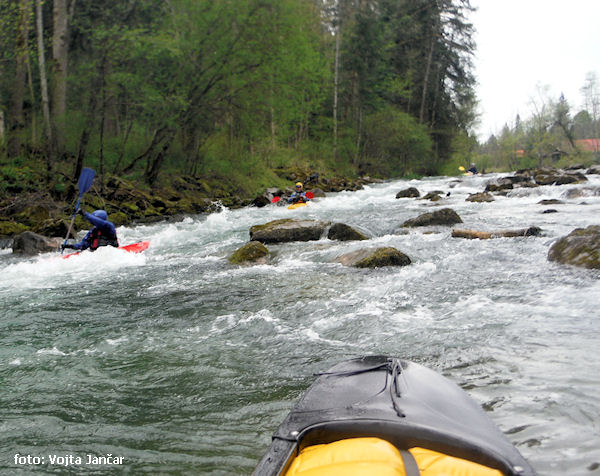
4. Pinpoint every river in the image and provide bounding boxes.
[1,173,599,475]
